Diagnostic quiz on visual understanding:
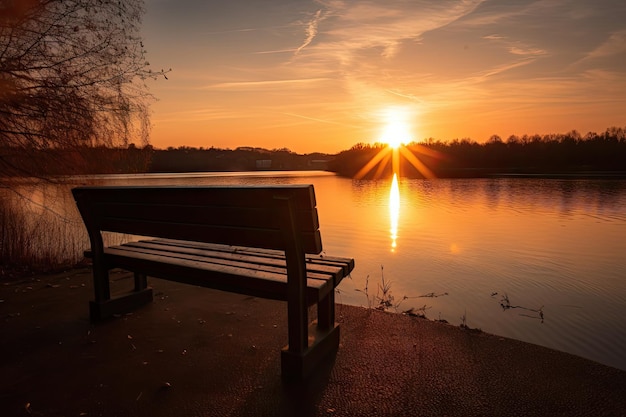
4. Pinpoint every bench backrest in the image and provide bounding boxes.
[72,185,323,254]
